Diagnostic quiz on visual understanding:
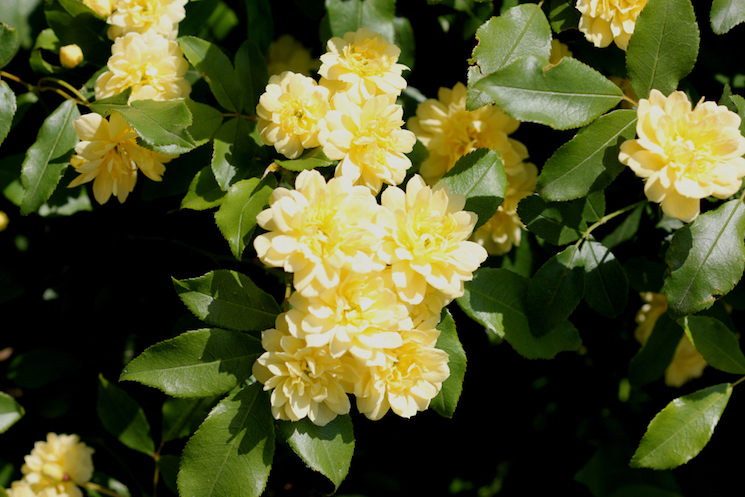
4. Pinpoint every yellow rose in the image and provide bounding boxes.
[19,433,94,497]
[107,0,188,40]
[576,0,647,51]
[59,44,83,69]
[81,0,116,18]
